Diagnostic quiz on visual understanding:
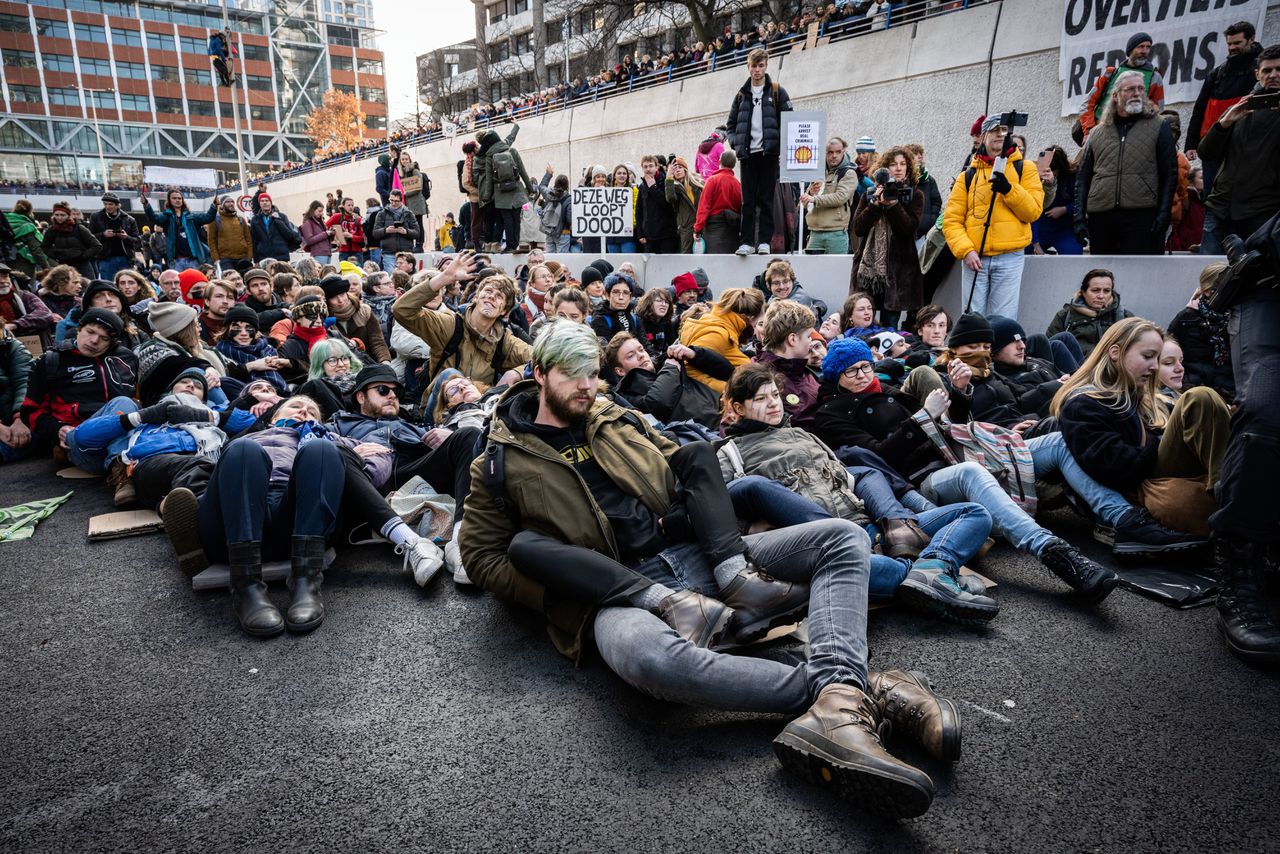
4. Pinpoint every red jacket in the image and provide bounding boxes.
[324,211,366,252]
[694,167,743,234]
